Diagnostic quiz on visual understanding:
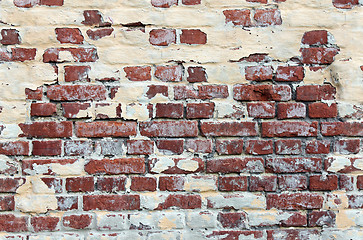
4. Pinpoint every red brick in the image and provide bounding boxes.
[84,195,140,211]
[262,121,318,137]
[155,65,182,82]
[156,194,201,210]
[334,139,360,154]
[187,66,207,83]
[321,122,363,137]
[19,121,72,138]
[11,48,36,61]
[182,0,201,5]
[174,85,229,100]
[82,10,108,26]
[180,29,207,45]
[156,139,184,155]
[66,177,94,192]
[40,0,64,6]
[47,85,106,101]
[276,66,304,82]
[149,29,176,46]
[124,66,151,81]
[308,211,336,227]
[340,175,354,191]
[233,84,291,101]
[309,175,338,191]
[32,140,62,156]
[0,29,21,45]
[64,140,93,156]
[25,87,43,100]
[247,102,275,118]
[63,214,92,229]
[85,158,145,175]
[218,212,247,228]
[254,9,282,26]
[127,140,154,155]
[309,102,337,118]
[223,9,252,27]
[306,140,330,154]
[296,84,336,101]
[333,0,359,9]
[31,103,57,116]
[140,121,198,137]
[149,157,204,174]
[43,47,98,62]
[146,85,168,99]
[55,28,84,44]
[247,0,267,3]
[151,0,178,8]
[358,176,363,190]
[218,176,248,191]
[130,176,157,191]
[302,30,328,45]
[281,212,307,227]
[277,102,306,119]
[155,103,184,118]
[159,176,185,191]
[266,157,322,173]
[267,193,324,210]
[86,28,114,40]
[201,121,257,137]
[0,141,29,156]
[245,140,273,155]
[64,66,90,82]
[301,47,339,64]
[207,157,264,173]
[186,103,214,119]
[185,139,213,153]
[76,121,137,137]
[348,195,363,208]
[245,66,273,81]
[0,196,14,211]
[0,214,28,232]
[41,177,63,193]
[57,196,78,211]
[0,178,24,193]
[250,175,277,192]
[31,216,60,232]
[96,176,126,192]
[275,139,302,155]
[216,139,243,155]
[267,229,320,240]
[62,102,91,118]
[278,175,308,191]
